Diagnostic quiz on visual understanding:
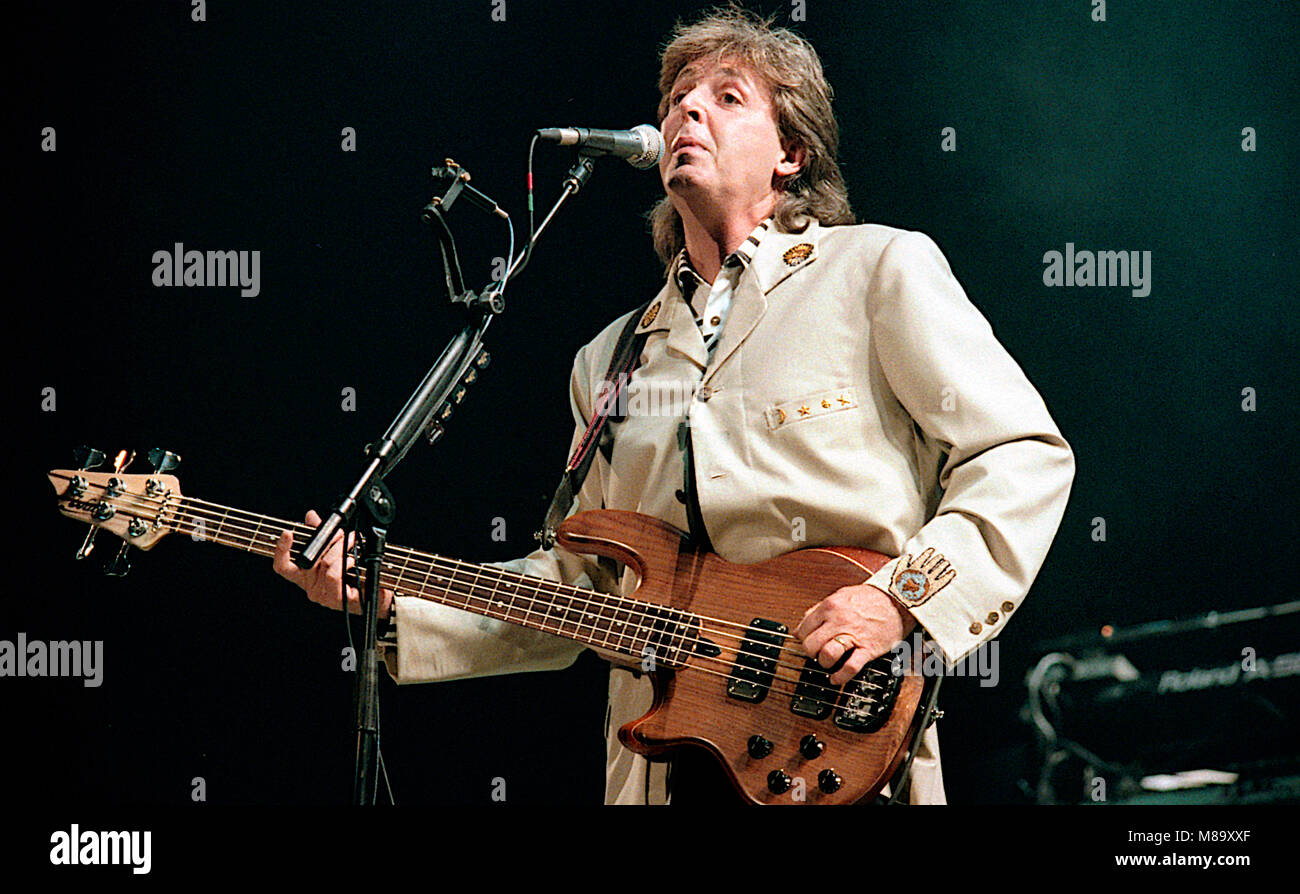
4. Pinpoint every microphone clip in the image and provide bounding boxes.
[424,159,508,221]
